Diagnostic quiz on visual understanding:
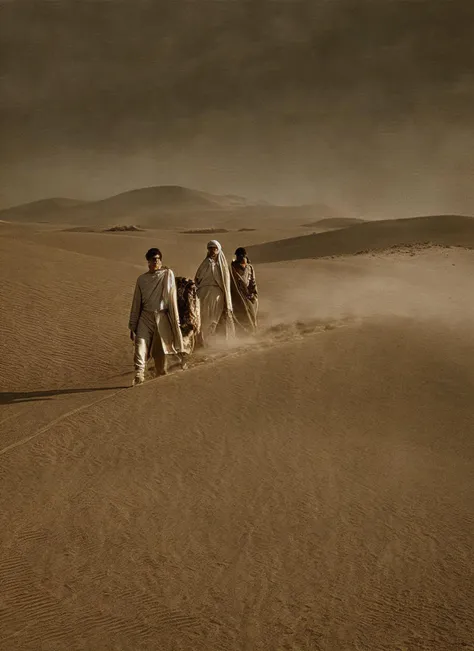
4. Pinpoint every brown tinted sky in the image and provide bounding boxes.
[1,0,473,215]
